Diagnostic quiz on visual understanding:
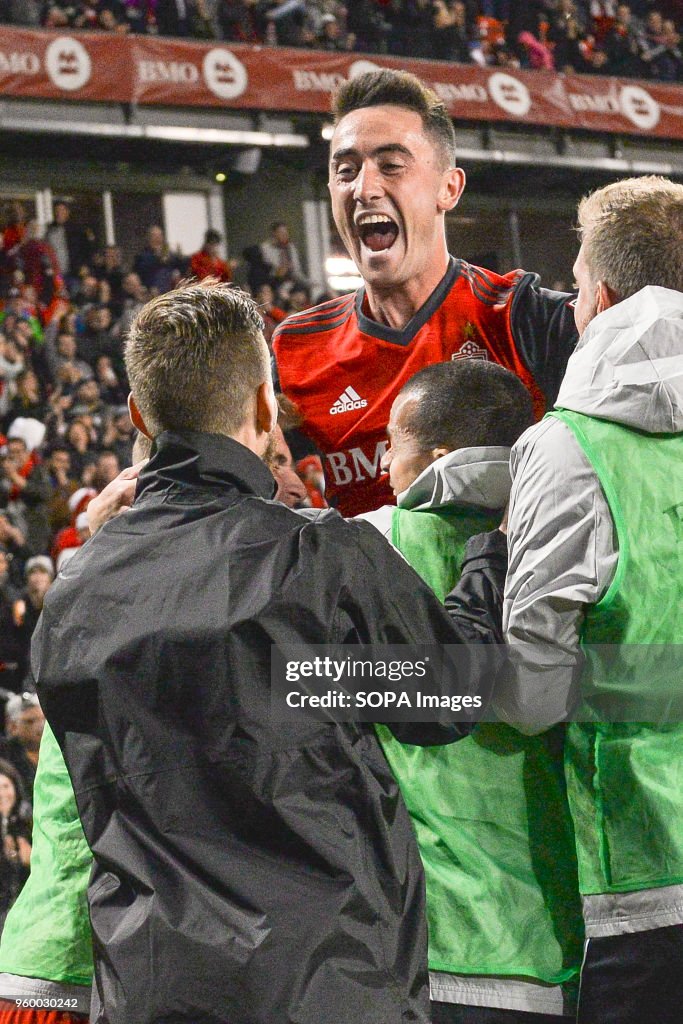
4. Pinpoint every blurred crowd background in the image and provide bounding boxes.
[0,0,681,82]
